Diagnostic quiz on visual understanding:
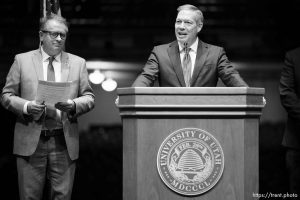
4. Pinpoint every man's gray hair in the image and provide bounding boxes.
[40,14,69,32]
[177,4,204,24]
